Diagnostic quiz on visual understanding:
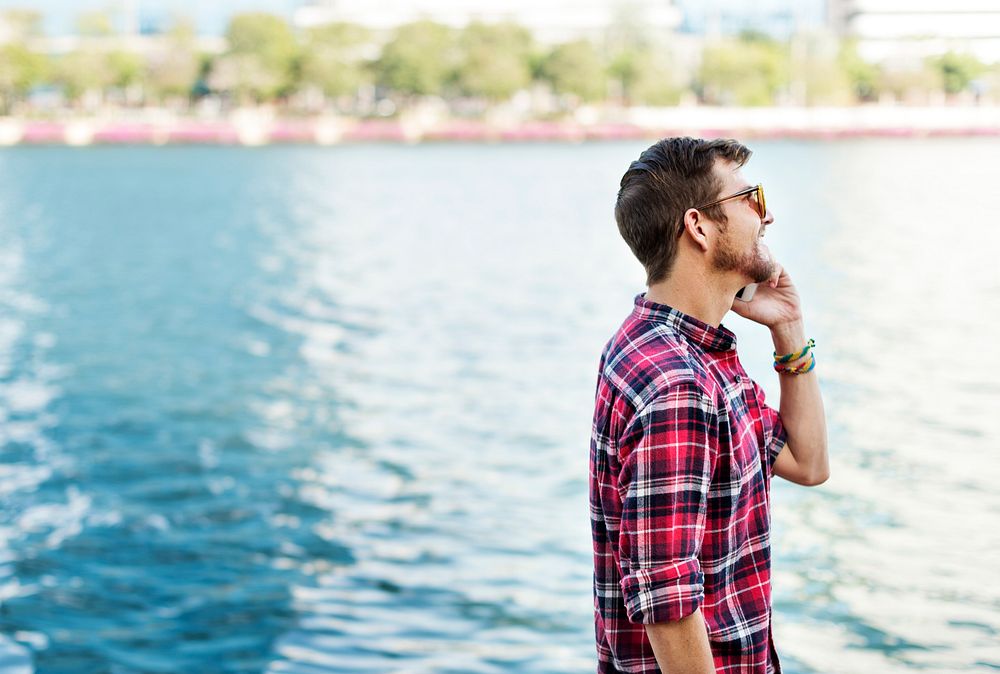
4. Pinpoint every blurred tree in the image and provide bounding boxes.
[539,39,607,103]
[798,60,852,105]
[55,50,113,106]
[610,47,680,106]
[191,52,215,99]
[699,36,790,106]
[929,51,985,95]
[208,53,284,104]
[76,10,114,37]
[605,0,659,105]
[979,64,1000,103]
[789,32,852,106]
[608,49,640,104]
[605,1,654,53]
[226,12,296,60]
[299,22,372,102]
[878,66,943,104]
[375,20,457,97]
[0,42,47,113]
[215,12,298,102]
[146,16,200,103]
[837,39,880,102]
[632,56,682,106]
[106,51,142,91]
[454,21,533,101]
